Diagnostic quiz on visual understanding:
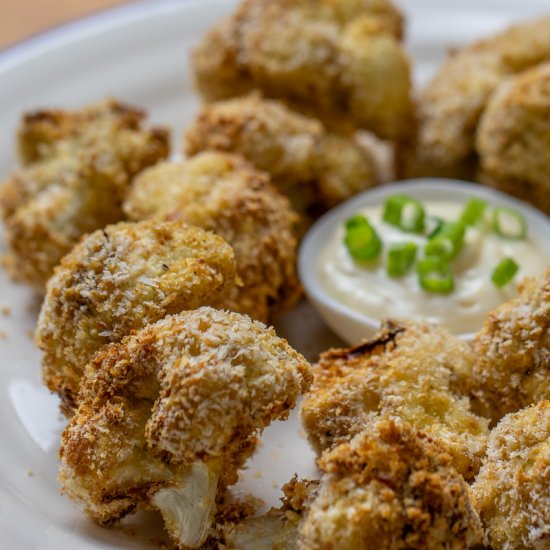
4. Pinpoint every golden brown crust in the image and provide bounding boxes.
[124,151,301,322]
[18,98,167,165]
[0,99,169,288]
[299,419,483,549]
[59,307,312,526]
[470,269,550,425]
[36,220,236,409]
[476,63,550,214]
[282,477,319,515]
[185,95,378,220]
[224,421,483,550]
[192,0,412,140]
[398,16,550,179]
[472,401,550,549]
[301,321,489,480]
